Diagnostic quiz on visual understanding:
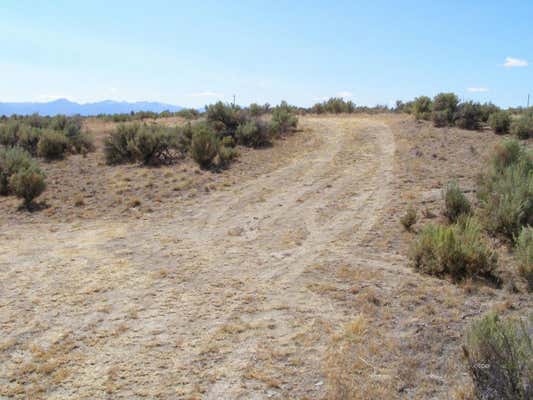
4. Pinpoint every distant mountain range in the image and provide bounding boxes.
[0,99,184,116]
